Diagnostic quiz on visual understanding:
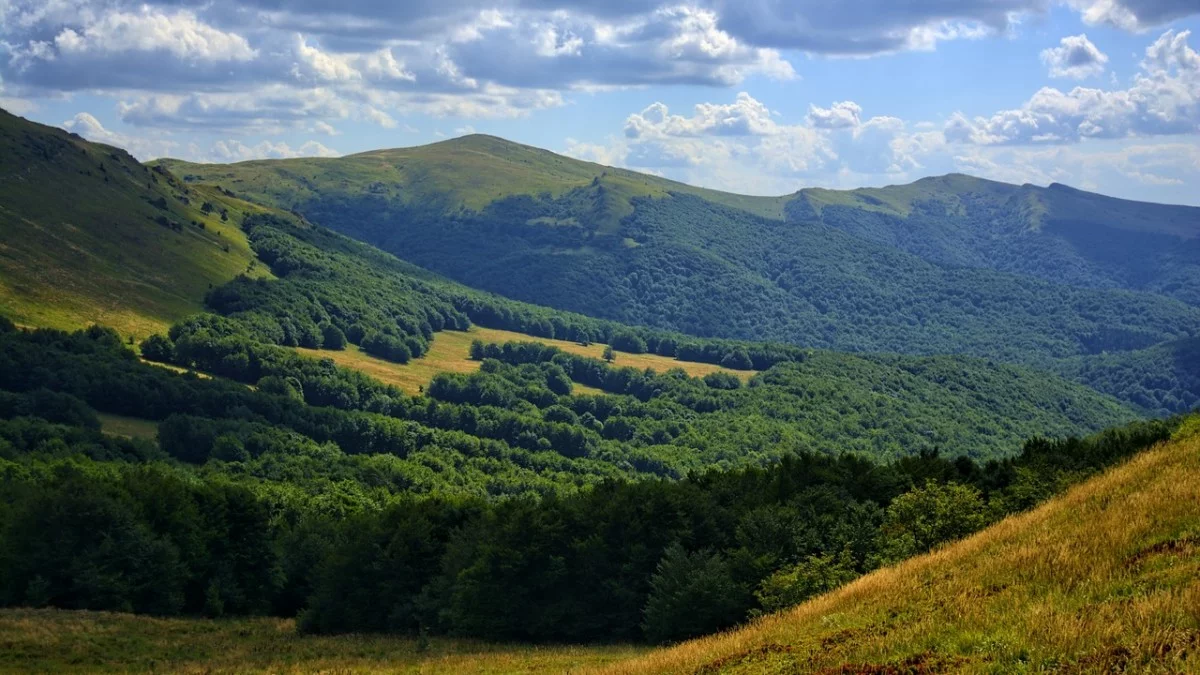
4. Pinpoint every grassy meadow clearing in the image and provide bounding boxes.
[295,325,756,396]
[96,413,160,442]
